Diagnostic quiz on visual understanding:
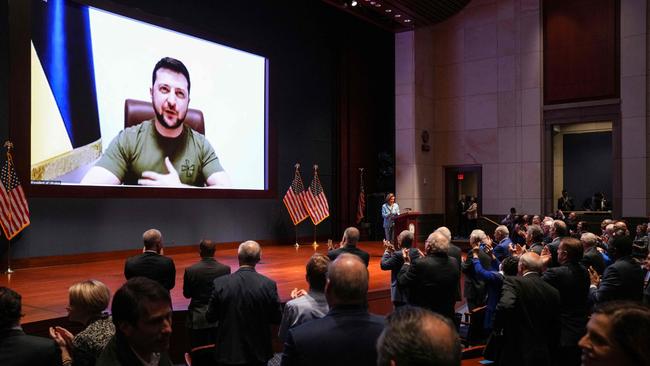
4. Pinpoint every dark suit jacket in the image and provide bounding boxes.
[183,257,231,329]
[547,237,562,268]
[206,267,282,365]
[493,273,561,366]
[448,244,463,301]
[96,334,171,366]
[543,262,590,346]
[589,255,644,305]
[643,269,650,305]
[327,245,370,267]
[380,247,420,303]
[397,253,460,319]
[461,248,492,309]
[280,305,385,366]
[581,246,606,276]
[124,251,176,290]
[0,328,62,366]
